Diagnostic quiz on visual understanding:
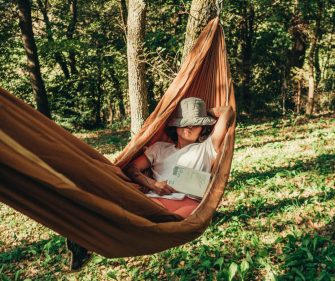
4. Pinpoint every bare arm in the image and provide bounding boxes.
[207,106,235,153]
[124,154,176,195]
